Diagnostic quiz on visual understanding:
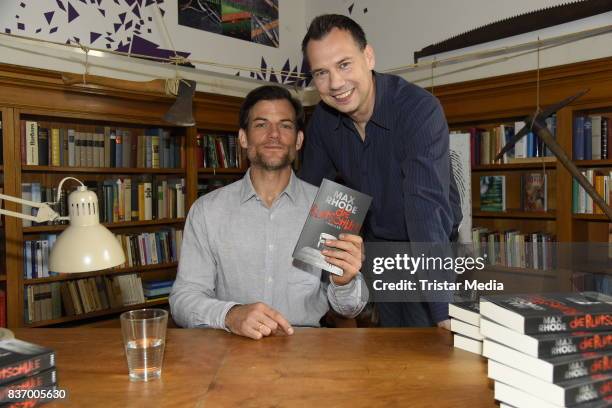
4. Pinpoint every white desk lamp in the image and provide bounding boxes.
[0,177,125,273]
